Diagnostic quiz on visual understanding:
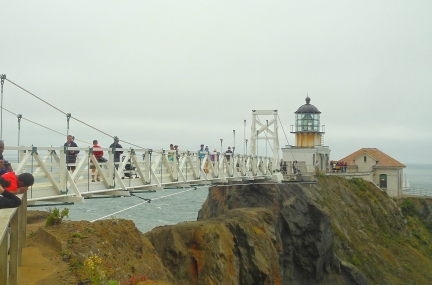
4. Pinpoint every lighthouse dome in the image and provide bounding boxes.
[295,96,321,114]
